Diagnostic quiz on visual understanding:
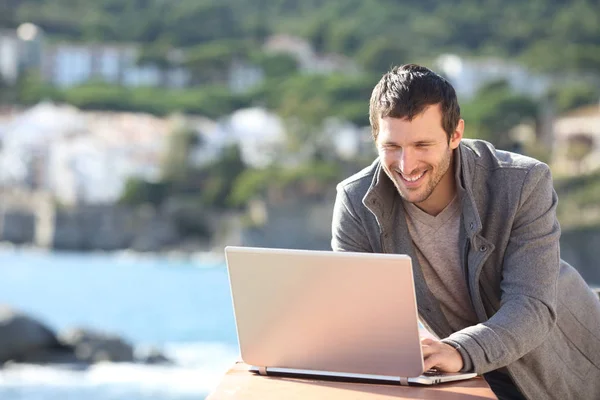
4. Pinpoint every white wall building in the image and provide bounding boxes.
[204,108,372,168]
[435,54,551,100]
[0,102,85,188]
[41,43,192,89]
[47,135,147,205]
[188,108,287,169]
[552,103,600,172]
[0,31,20,85]
[0,102,179,205]
[0,24,44,85]
[263,34,359,76]
[228,60,264,94]
[223,108,286,168]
